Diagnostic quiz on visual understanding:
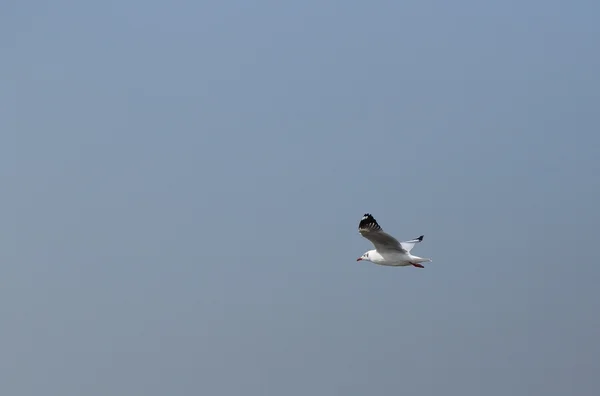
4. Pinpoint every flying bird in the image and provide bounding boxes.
[357,213,432,268]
